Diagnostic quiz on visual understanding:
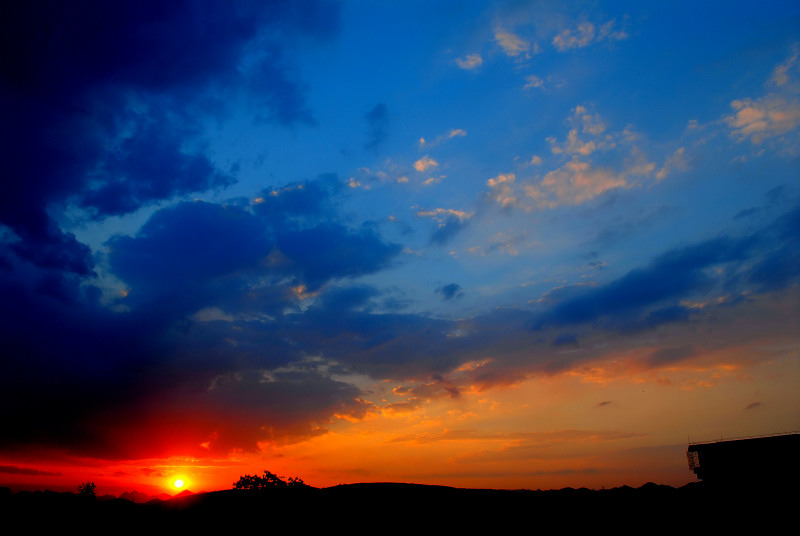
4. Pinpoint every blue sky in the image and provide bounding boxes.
[1,0,798,492]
